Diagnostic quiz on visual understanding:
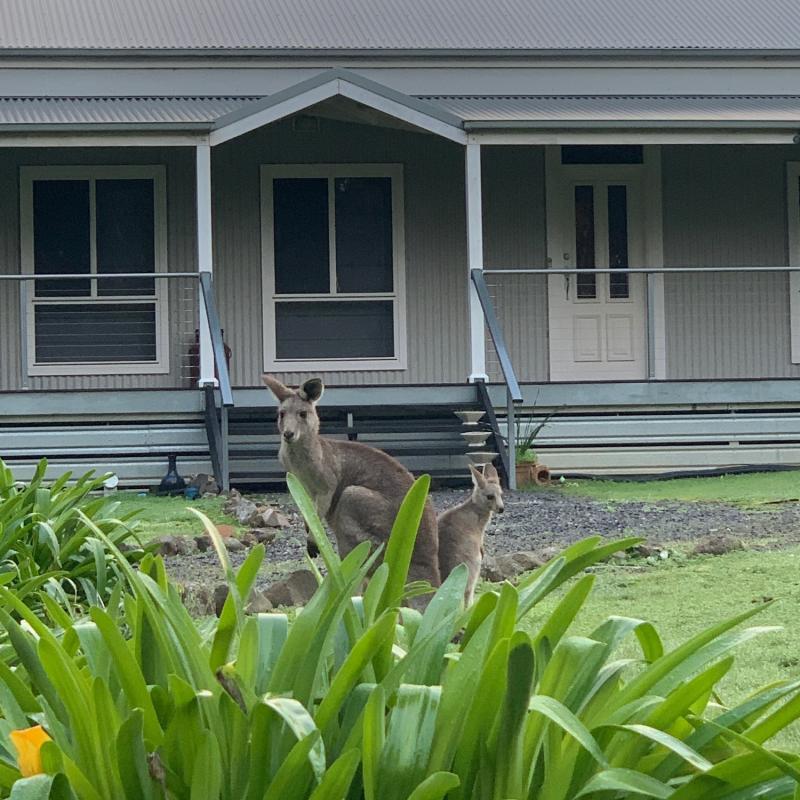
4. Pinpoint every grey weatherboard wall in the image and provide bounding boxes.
[661,145,800,380]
